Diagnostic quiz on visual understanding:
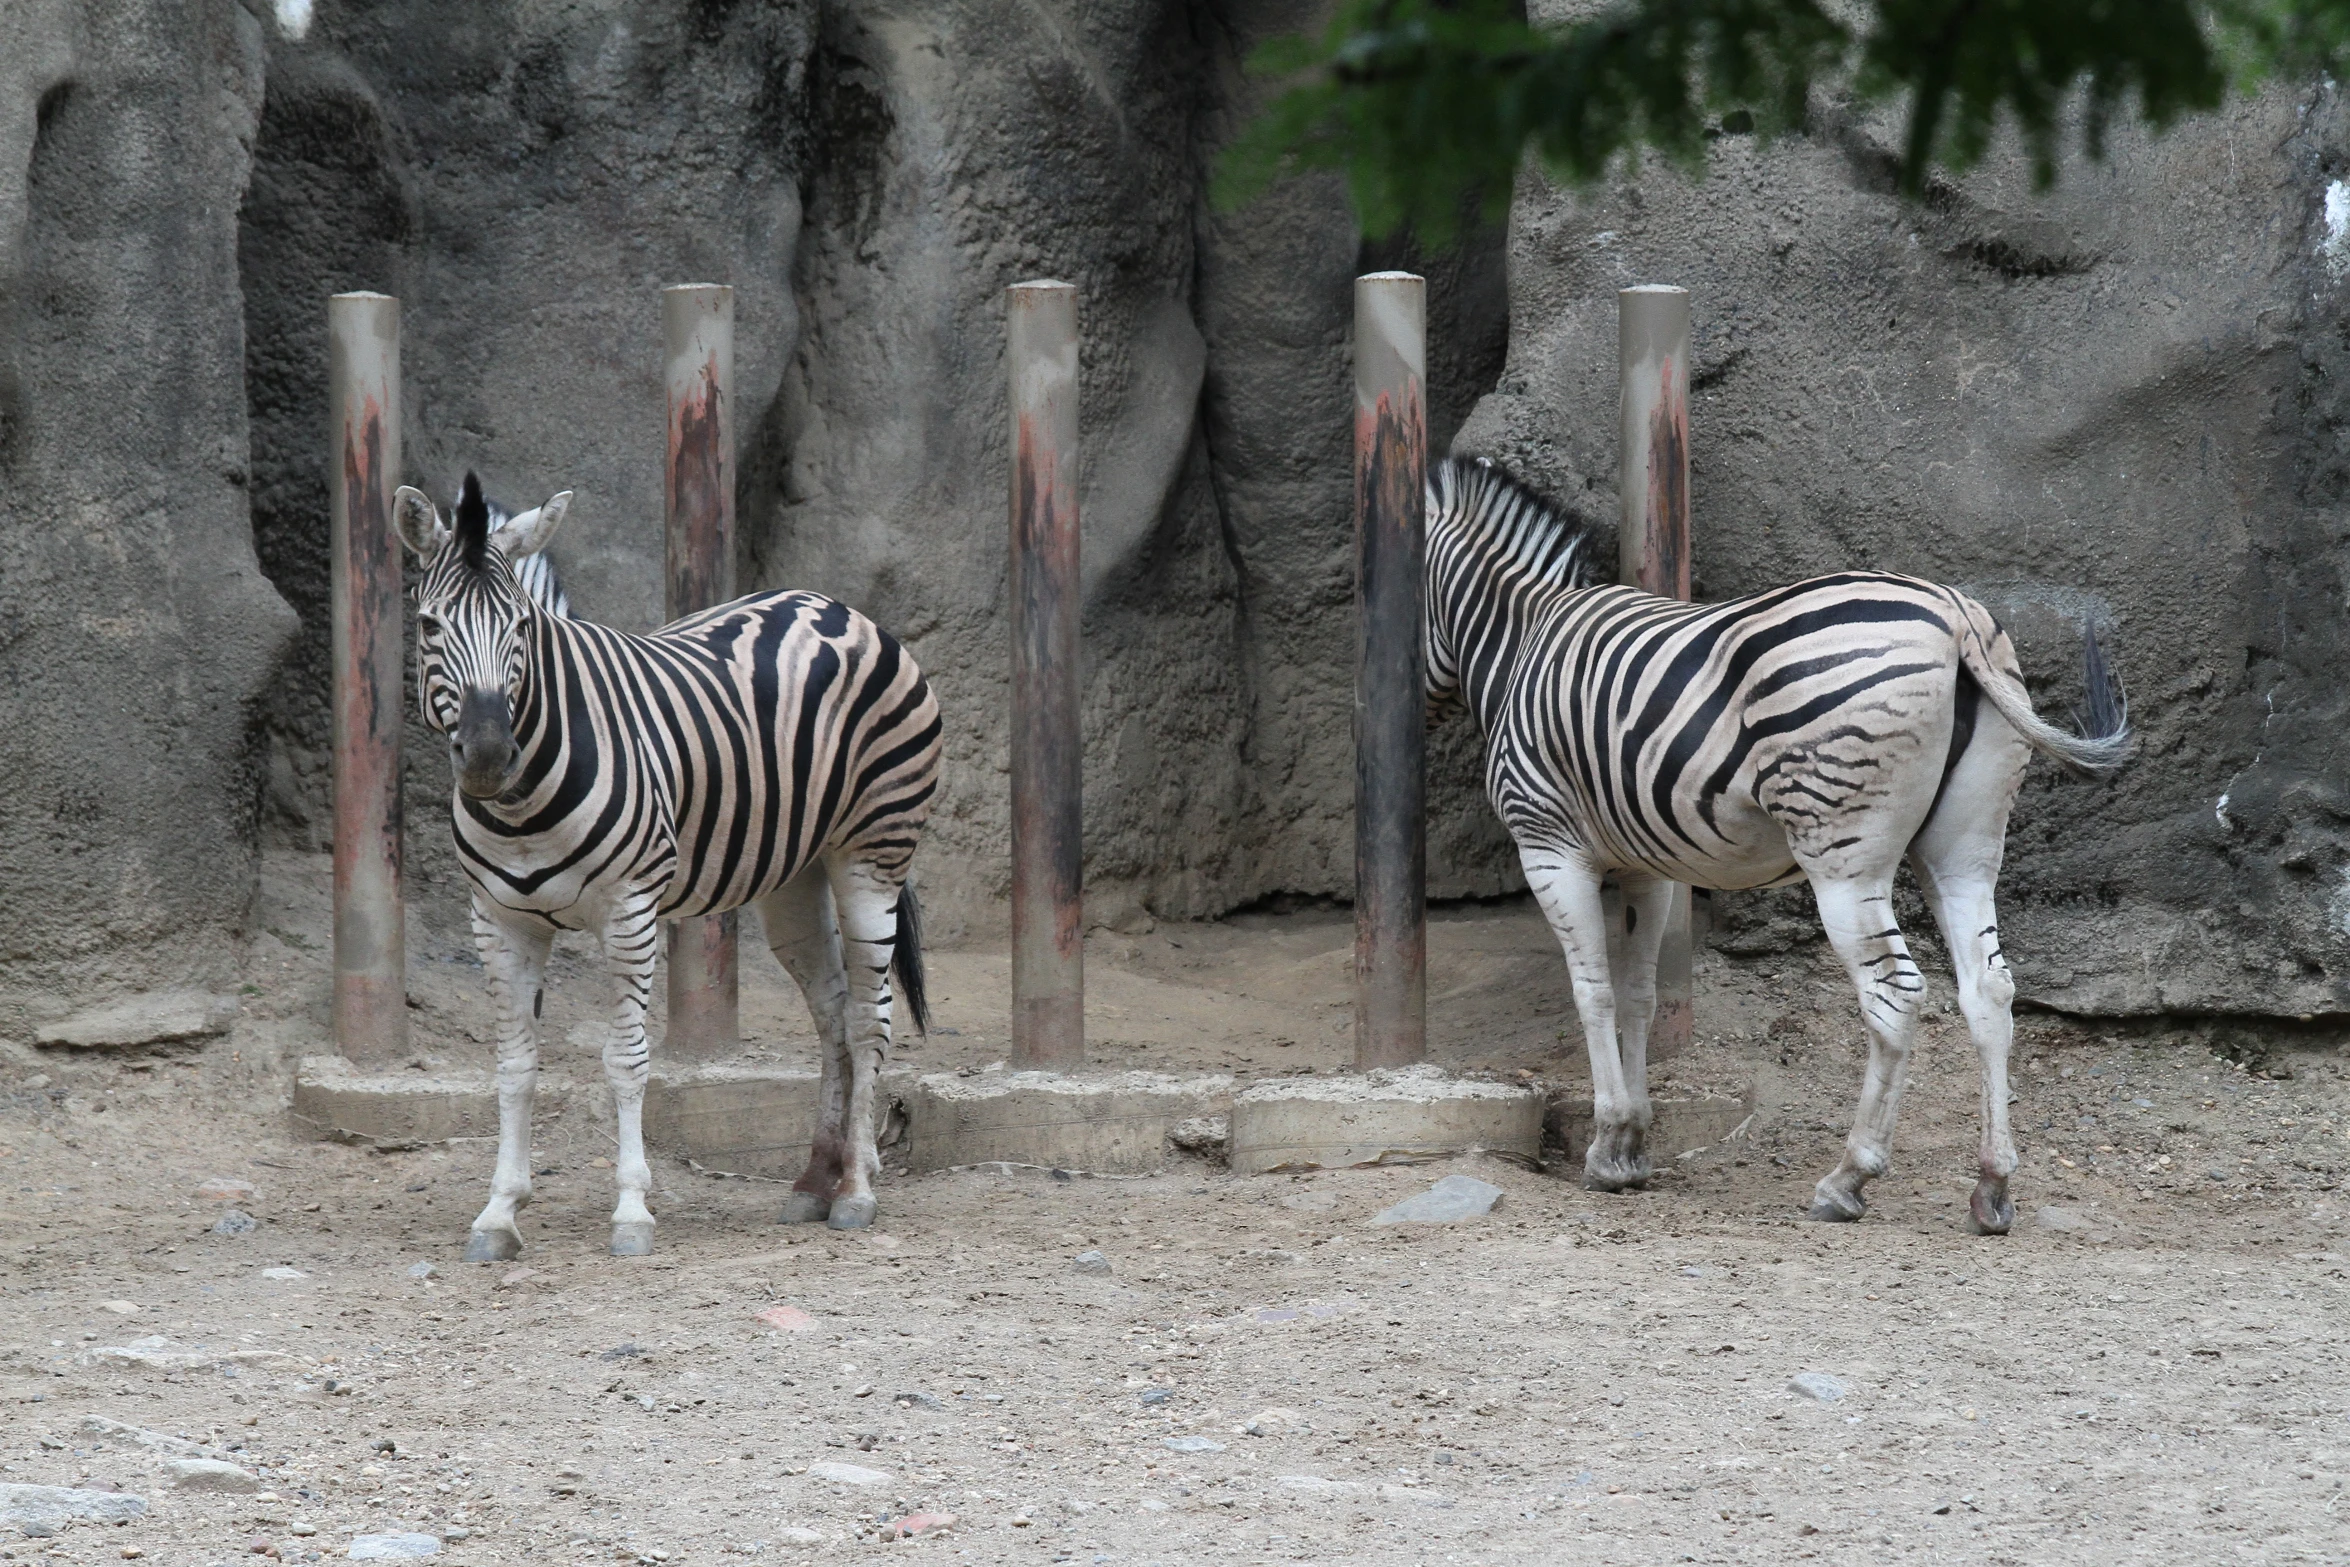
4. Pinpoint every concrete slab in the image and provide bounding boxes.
[290,1056,497,1146]
[1543,1088,1755,1161]
[1228,1065,1543,1174]
[640,1060,927,1178]
[901,1070,1235,1176]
